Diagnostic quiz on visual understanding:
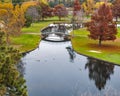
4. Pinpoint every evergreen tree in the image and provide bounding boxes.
[0,31,28,96]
